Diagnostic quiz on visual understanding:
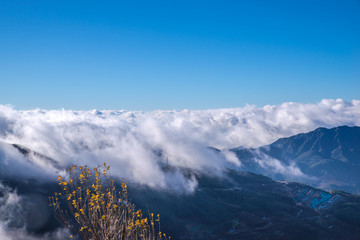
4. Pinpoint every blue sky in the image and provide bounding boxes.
[0,0,359,110]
